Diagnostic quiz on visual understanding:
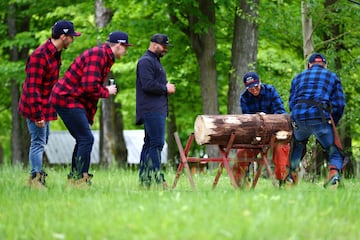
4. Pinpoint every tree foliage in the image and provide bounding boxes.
[0,0,359,164]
